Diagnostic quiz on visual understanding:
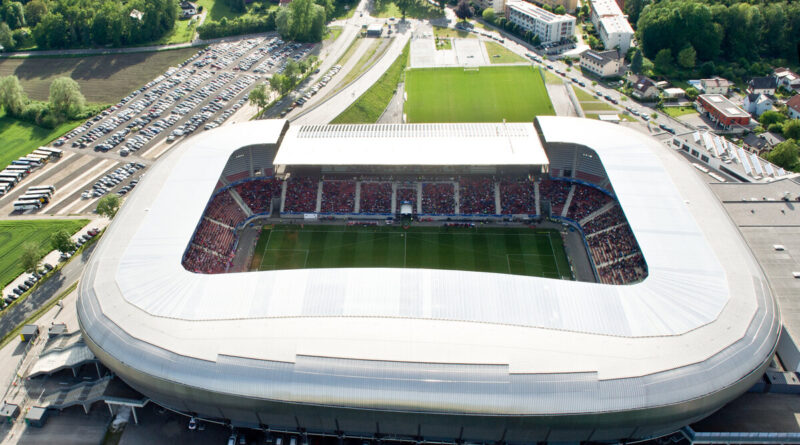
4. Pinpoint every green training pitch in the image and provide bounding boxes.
[251,224,572,280]
[404,65,555,123]
[0,219,88,288]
